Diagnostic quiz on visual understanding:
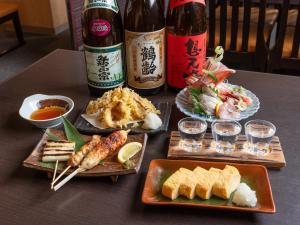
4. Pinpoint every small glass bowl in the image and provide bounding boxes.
[212,120,242,154]
[178,117,207,152]
[245,119,276,156]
